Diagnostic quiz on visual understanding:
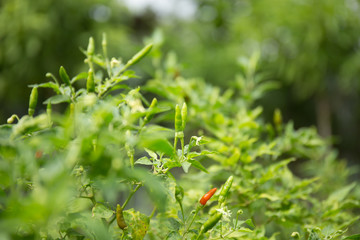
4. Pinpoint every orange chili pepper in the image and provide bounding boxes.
[199,188,217,205]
